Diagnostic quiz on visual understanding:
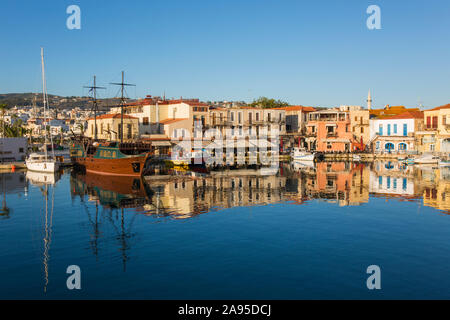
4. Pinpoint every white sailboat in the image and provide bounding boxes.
[26,48,60,173]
